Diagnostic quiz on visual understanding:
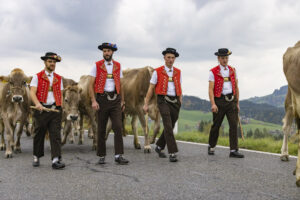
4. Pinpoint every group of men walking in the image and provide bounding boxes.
[29,42,244,169]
